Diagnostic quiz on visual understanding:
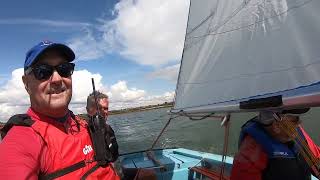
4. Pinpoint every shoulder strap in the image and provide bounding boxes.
[80,164,100,180]
[0,114,34,139]
[39,161,86,180]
